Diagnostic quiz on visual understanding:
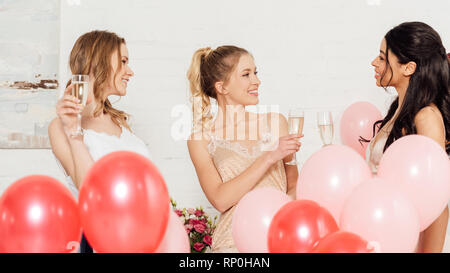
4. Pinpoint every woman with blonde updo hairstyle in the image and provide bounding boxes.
[49,30,151,253]
[187,46,303,252]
